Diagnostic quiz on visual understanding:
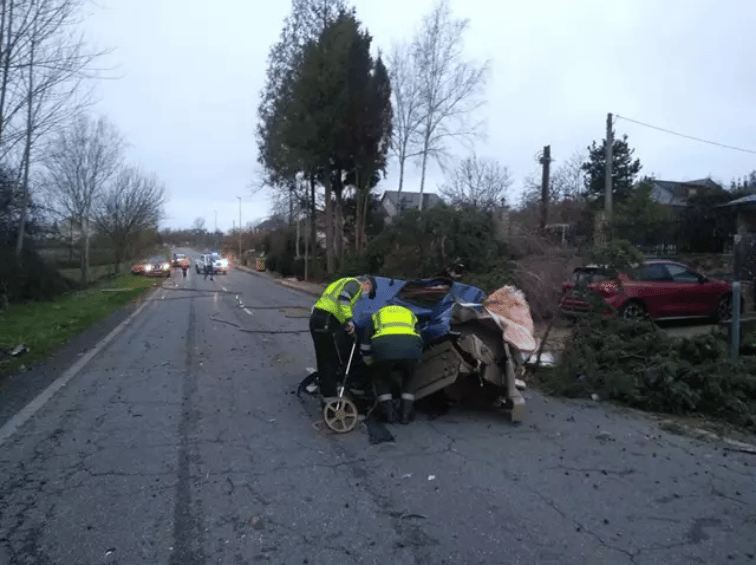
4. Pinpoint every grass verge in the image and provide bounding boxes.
[0,273,161,377]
